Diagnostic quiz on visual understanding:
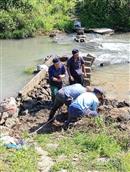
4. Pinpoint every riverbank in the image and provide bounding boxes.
[0,52,130,171]
[0,76,130,171]
[0,0,130,39]
[1,32,130,101]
